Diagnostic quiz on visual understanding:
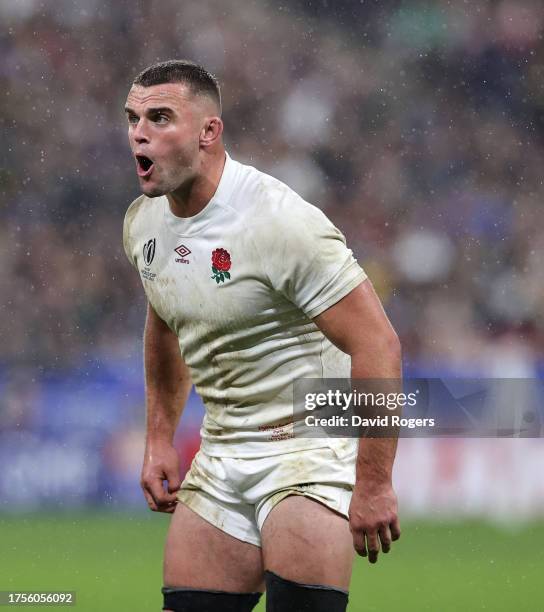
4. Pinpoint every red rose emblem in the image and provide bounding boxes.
[211,248,231,283]
[212,248,231,271]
